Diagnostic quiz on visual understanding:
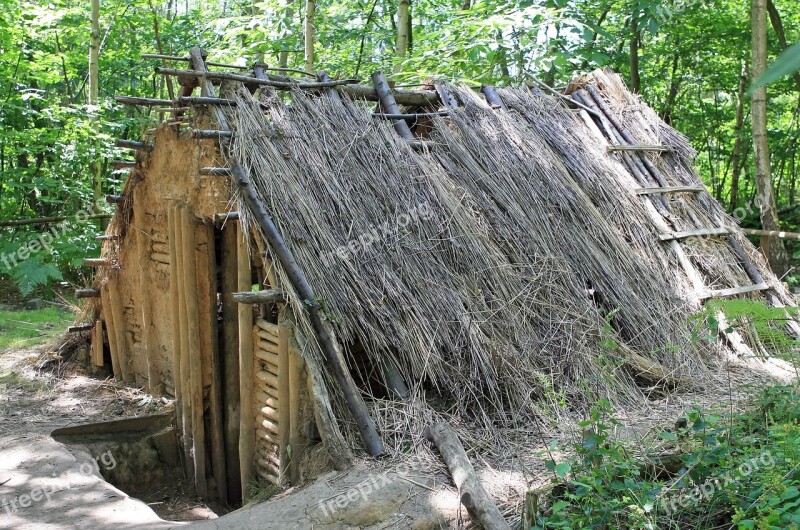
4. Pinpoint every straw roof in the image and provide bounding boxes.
[207,70,796,454]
